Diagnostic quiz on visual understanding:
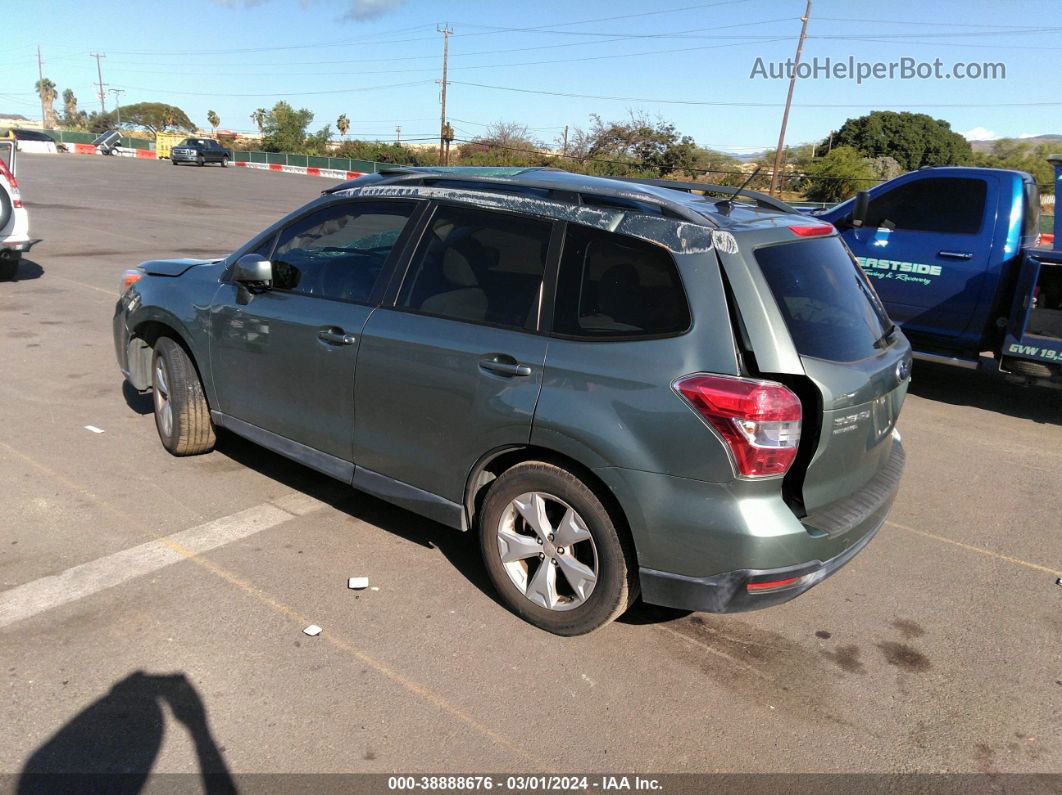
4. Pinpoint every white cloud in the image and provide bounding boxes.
[960,127,999,141]
[340,0,405,20]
